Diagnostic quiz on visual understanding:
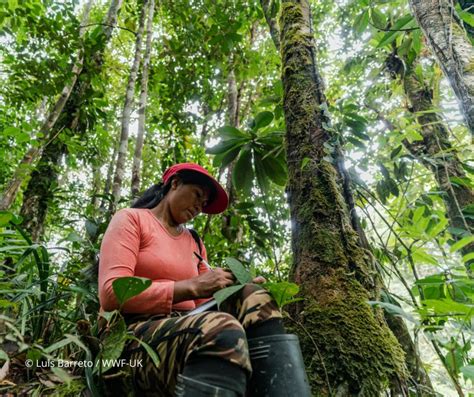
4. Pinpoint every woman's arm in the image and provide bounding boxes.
[99,209,175,314]
[173,268,235,302]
